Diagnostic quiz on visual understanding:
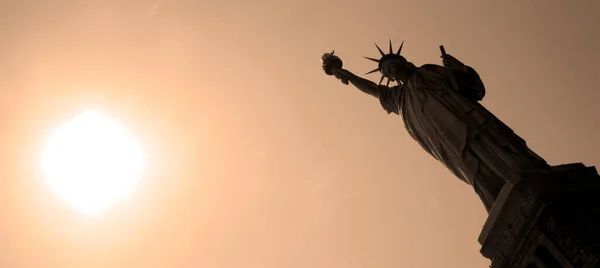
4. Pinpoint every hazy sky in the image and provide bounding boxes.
[1,1,599,267]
